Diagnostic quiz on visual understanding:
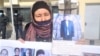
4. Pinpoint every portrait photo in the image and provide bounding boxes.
[0,46,14,56]
[21,48,35,56]
[53,13,82,41]
[35,49,52,56]
[14,47,21,56]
